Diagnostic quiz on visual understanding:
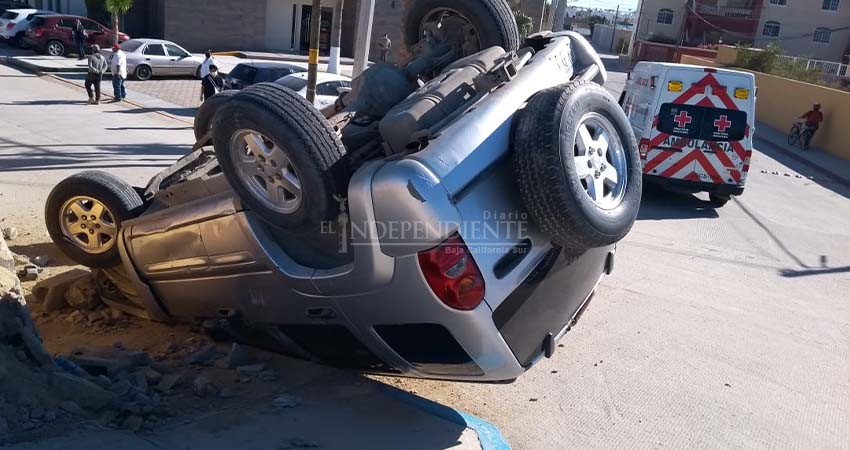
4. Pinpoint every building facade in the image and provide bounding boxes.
[634,0,850,62]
